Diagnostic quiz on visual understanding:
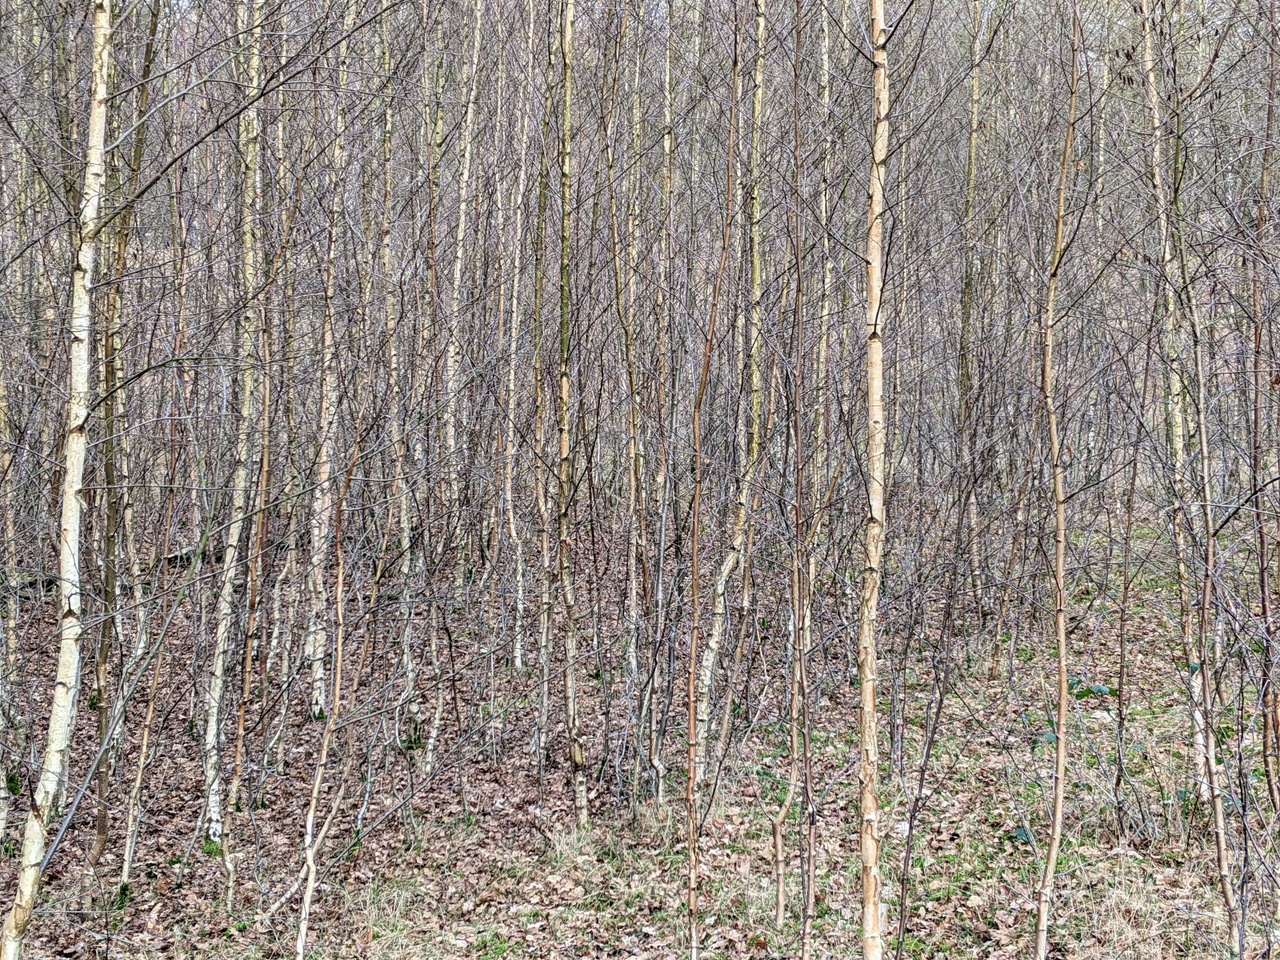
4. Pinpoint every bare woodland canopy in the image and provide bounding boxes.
[0,0,1278,956]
